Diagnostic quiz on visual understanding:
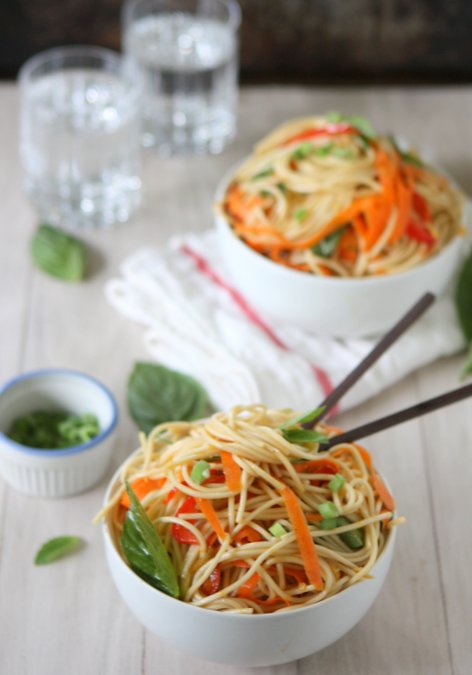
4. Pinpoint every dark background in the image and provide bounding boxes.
[1,0,471,83]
